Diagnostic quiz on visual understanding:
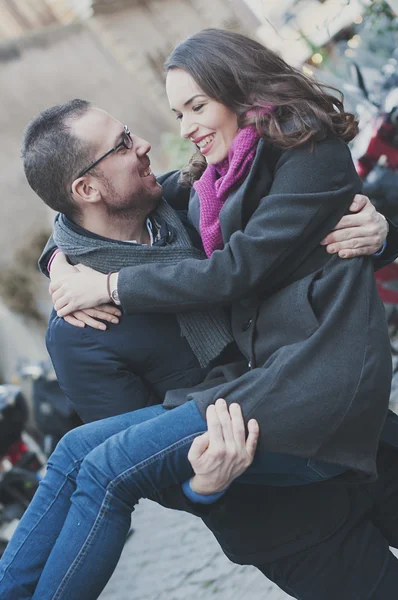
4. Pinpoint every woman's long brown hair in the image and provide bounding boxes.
[165,28,358,186]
